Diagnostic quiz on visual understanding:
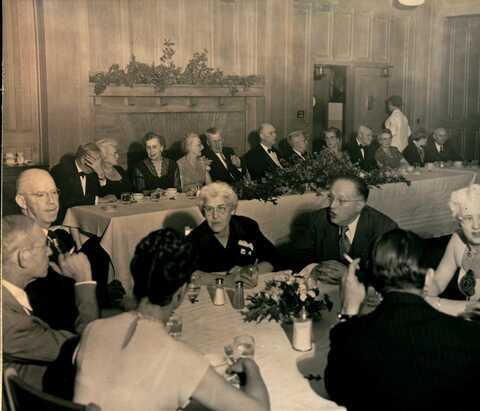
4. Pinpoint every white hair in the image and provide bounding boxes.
[95,138,118,157]
[449,184,480,219]
[198,182,238,209]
